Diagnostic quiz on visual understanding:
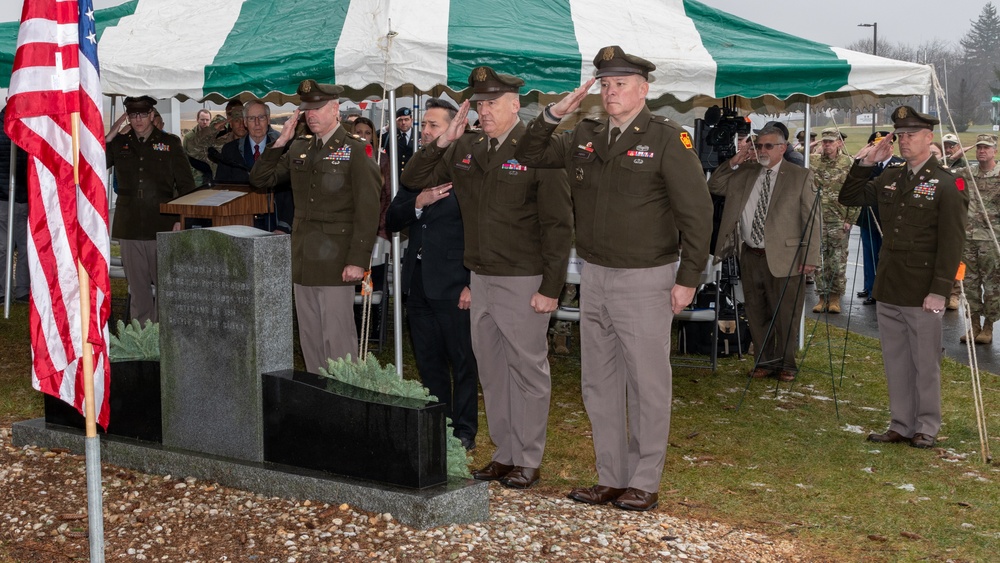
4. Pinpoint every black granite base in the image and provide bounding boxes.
[262,370,447,489]
[12,418,488,529]
[44,360,162,443]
